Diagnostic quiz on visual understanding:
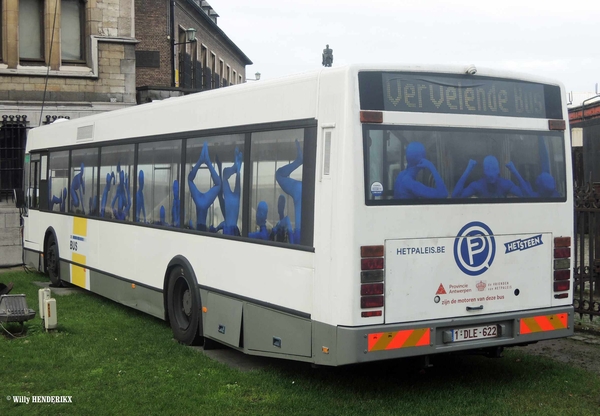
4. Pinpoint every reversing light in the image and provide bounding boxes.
[554,258,570,270]
[361,270,384,283]
[554,281,570,292]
